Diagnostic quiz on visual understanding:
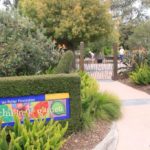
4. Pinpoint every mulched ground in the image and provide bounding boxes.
[119,78,150,95]
[61,120,111,150]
